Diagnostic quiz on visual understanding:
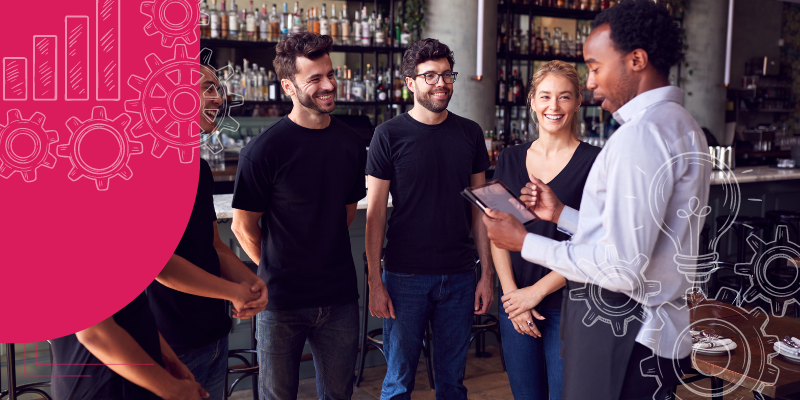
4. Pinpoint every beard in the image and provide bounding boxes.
[603,68,637,113]
[415,87,452,113]
[293,82,335,114]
